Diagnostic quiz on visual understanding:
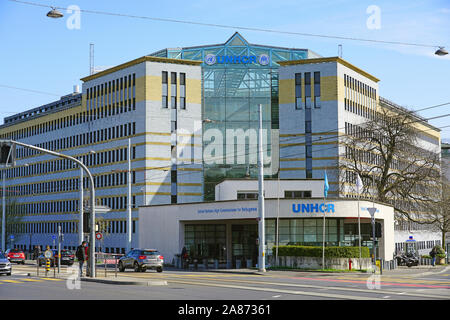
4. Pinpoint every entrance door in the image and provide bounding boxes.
[232,224,258,268]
